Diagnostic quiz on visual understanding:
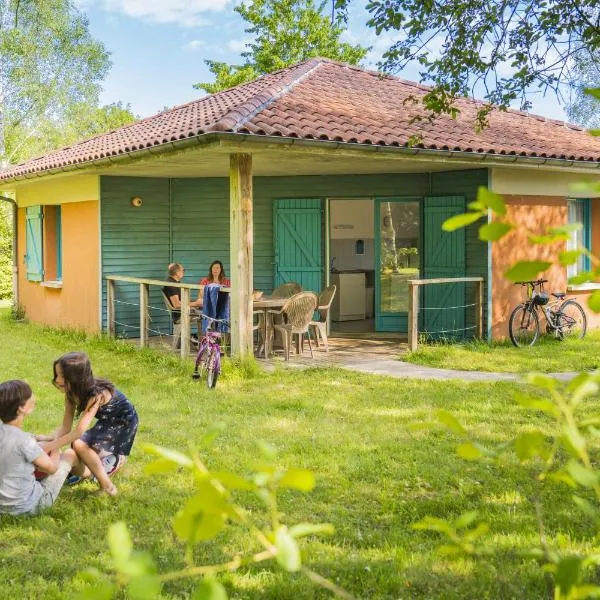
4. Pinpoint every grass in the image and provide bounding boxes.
[403,330,600,373]
[0,310,599,599]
